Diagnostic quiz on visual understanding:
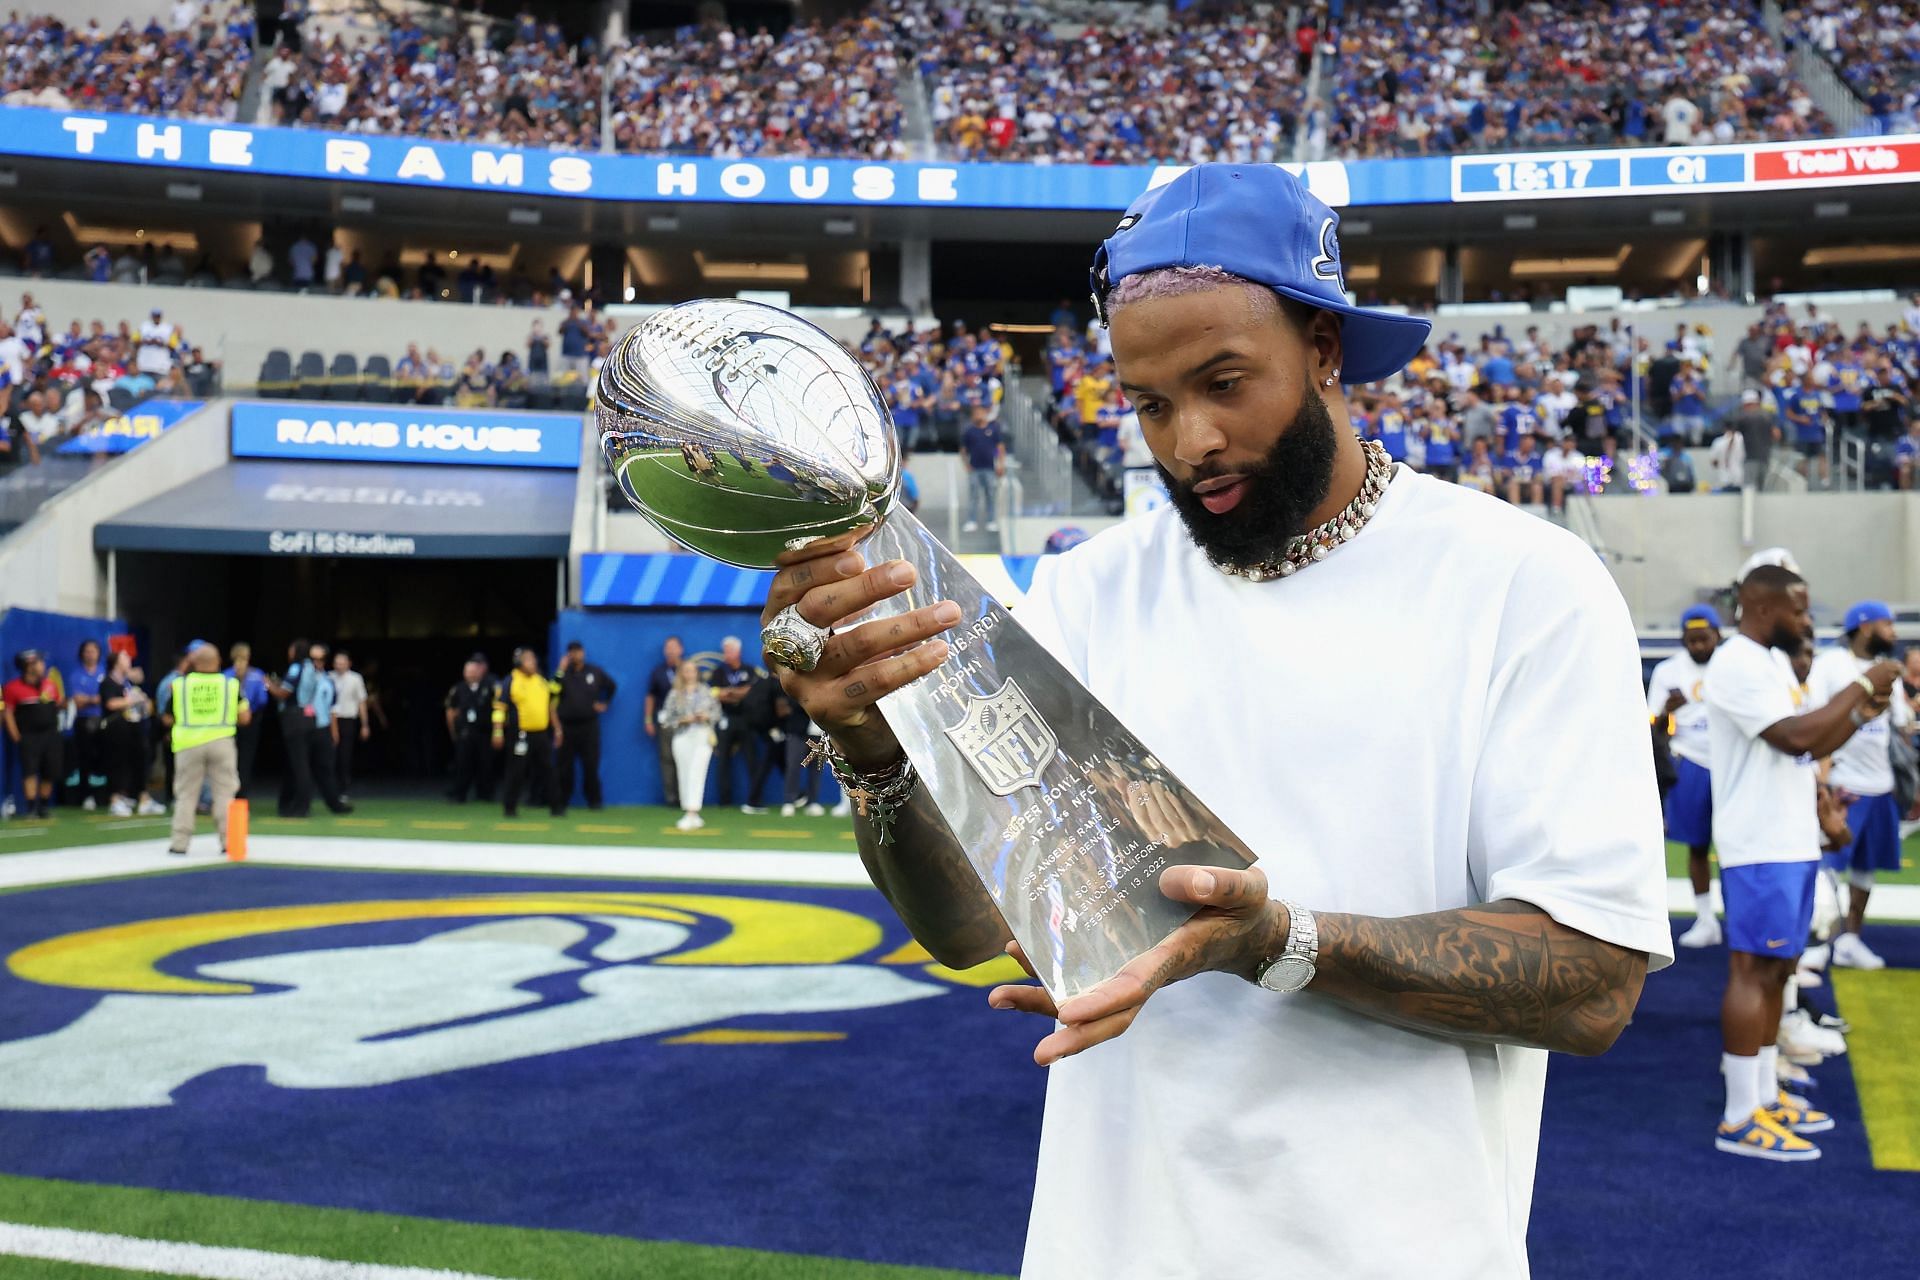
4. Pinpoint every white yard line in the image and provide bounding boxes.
[0,835,872,892]
[6,837,1920,921]
[0,1222,514,1280]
